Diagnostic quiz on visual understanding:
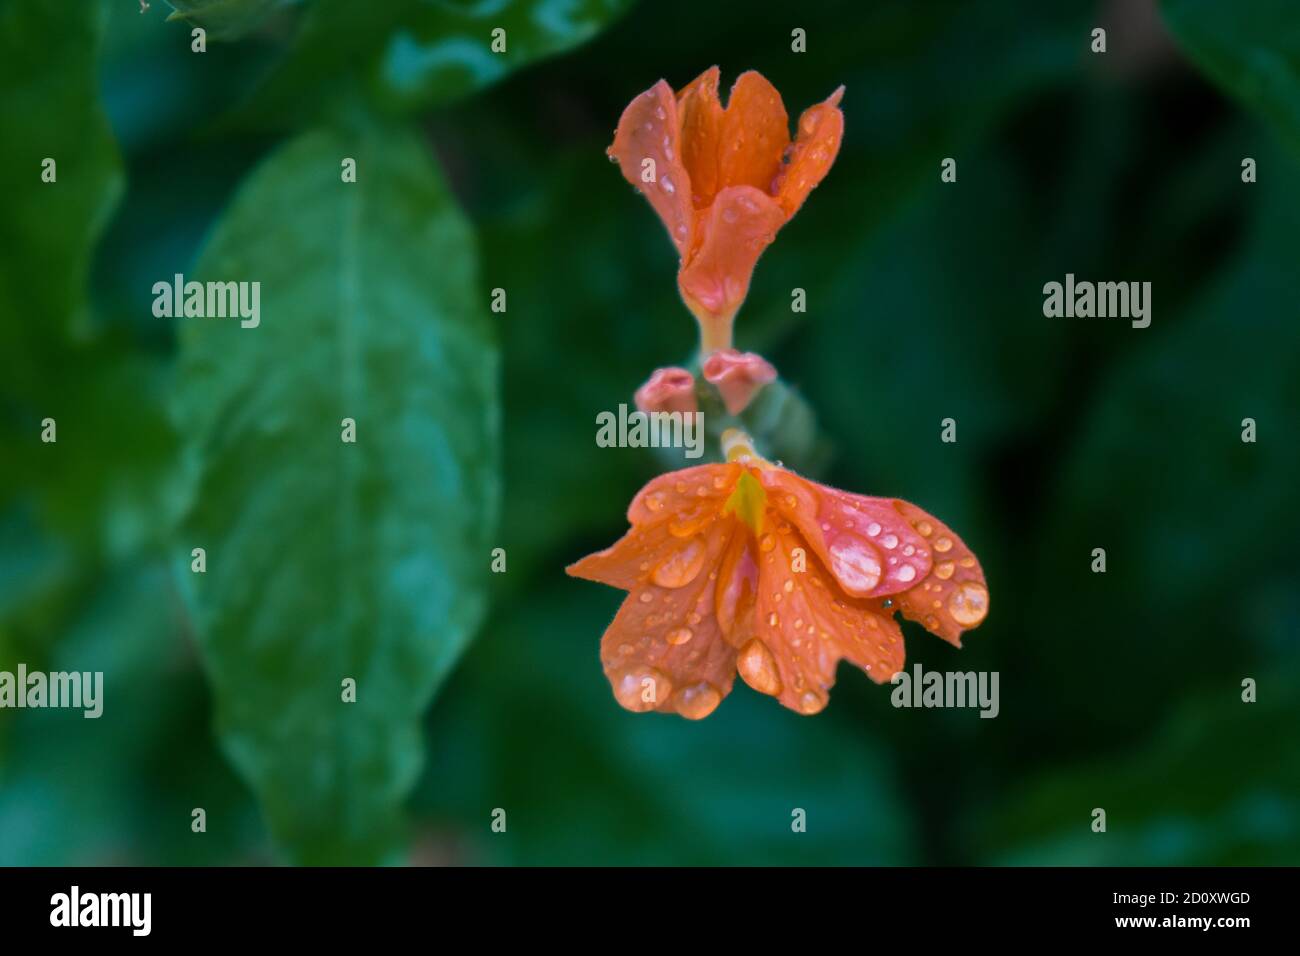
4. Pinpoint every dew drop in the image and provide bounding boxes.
[638,591,654,603]
[674,681,721,719]
[828,537,883,593]
[934,536,953,553]
[866,522,881,537]
[896,564,916,583]
[655,538,707,590]
[948,583,989,626]
[798,691,825,715]
[934,561,955,580]
[611,666,671,713]
[881,533,899,549]
[666,626,693,646]
[737,639,782,696]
